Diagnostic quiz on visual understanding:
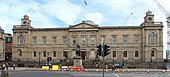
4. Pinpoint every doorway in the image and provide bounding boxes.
[81,51,86,60]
